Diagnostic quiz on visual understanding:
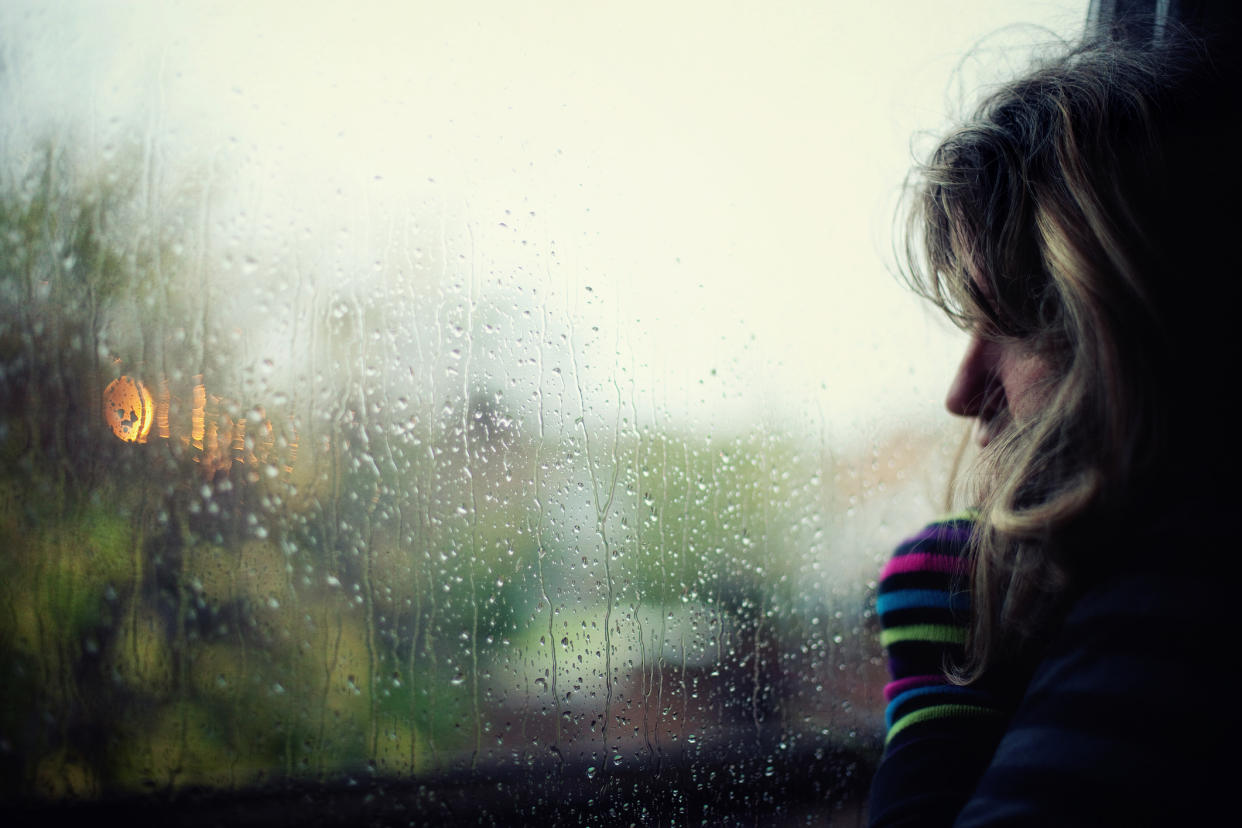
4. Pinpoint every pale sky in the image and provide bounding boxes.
[0,0,1088,440]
